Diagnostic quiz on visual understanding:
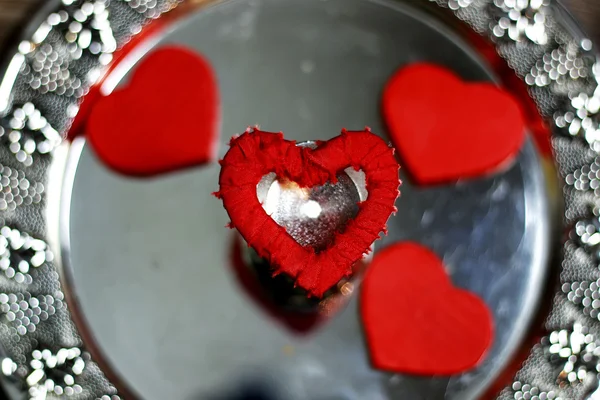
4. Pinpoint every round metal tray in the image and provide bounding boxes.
[0,0,598,399]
